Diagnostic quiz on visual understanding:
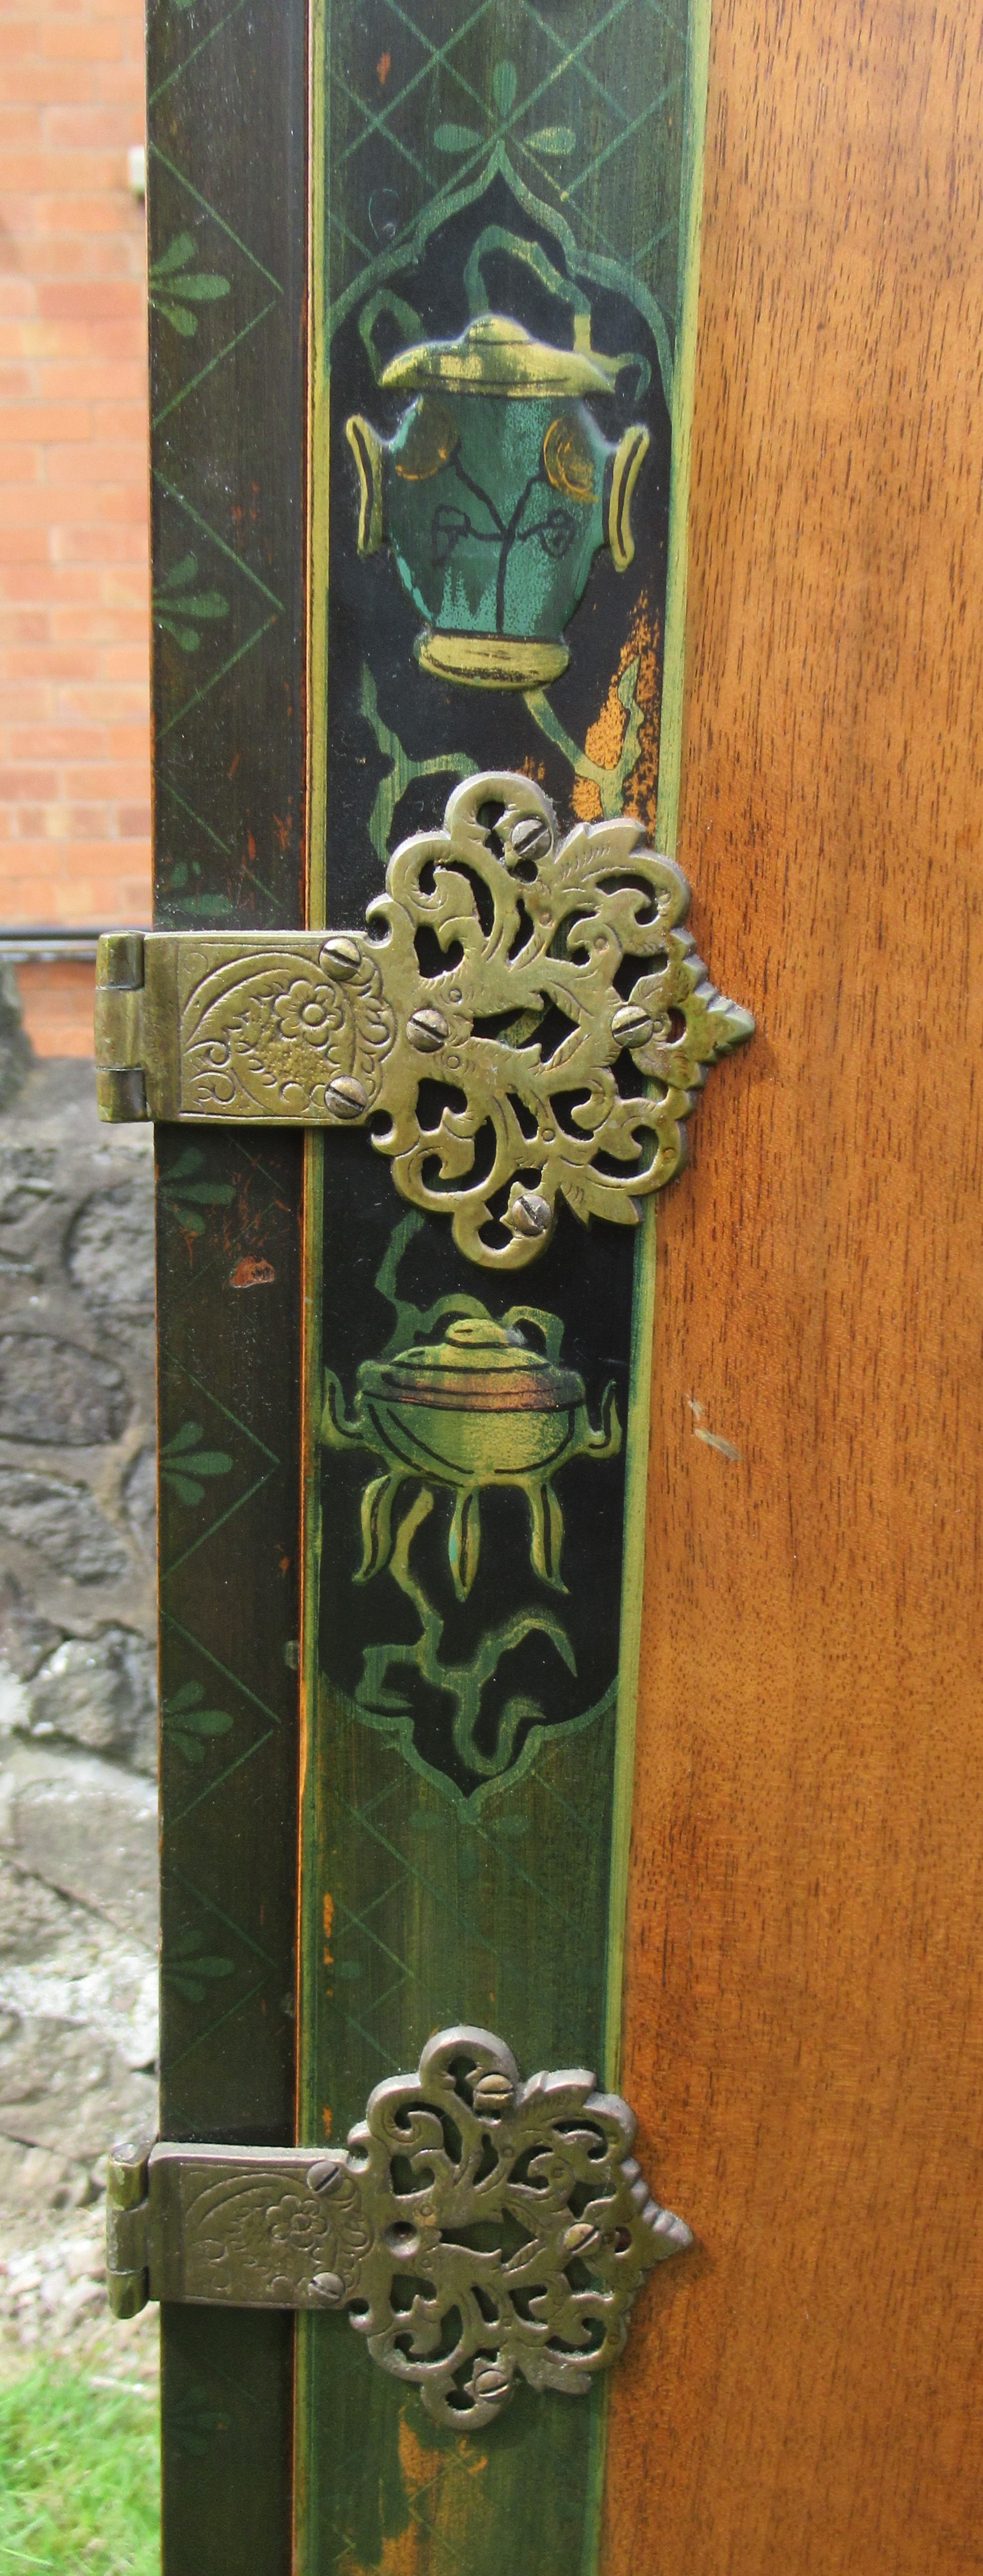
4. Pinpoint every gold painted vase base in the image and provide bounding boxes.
[415,631,570,691]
